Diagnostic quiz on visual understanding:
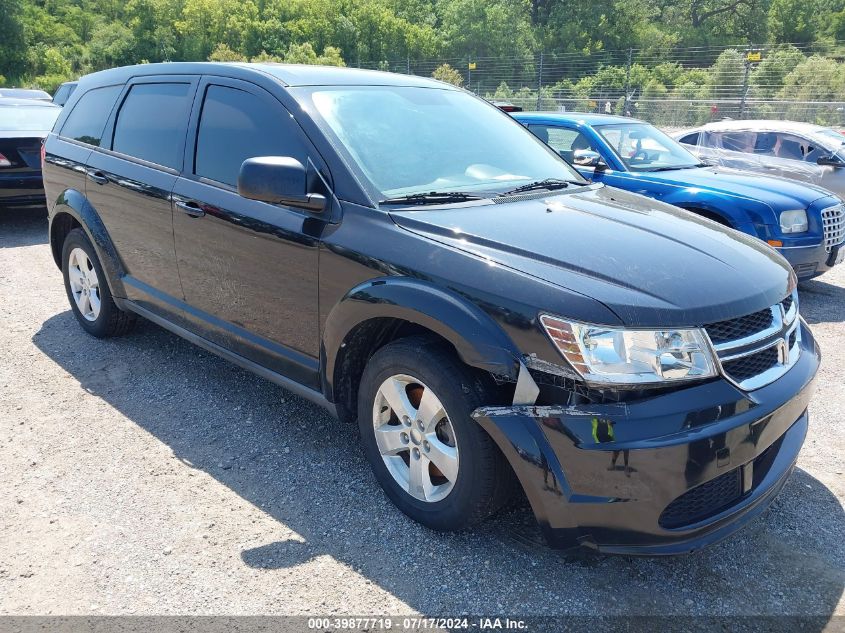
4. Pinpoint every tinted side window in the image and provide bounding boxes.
[112,83,191,170]
[678,132,699,145]
[195,85,304,187]
[59,85,122,146]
